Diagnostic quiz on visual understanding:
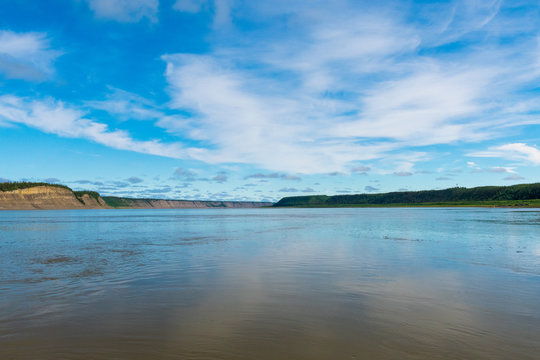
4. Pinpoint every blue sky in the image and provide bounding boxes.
[0,0,539,202]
